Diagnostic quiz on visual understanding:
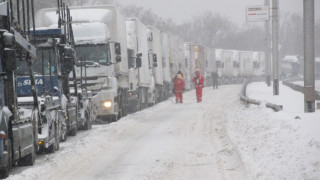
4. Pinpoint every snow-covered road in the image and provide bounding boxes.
[9,85,248,180]
[8,83,320,180]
